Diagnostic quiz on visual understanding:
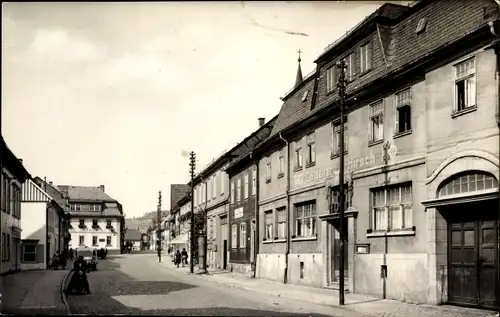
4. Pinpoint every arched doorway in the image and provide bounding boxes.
[437,171,498,309]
